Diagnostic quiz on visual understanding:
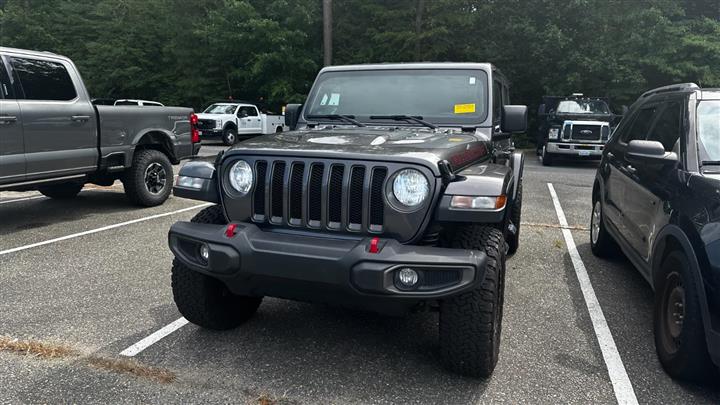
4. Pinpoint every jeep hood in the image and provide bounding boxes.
[225,127,493,175]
